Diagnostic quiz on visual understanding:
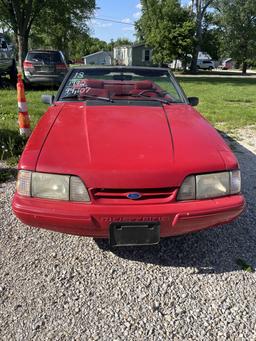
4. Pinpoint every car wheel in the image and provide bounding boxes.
[9,61,18,85]
[208,66,213,71]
